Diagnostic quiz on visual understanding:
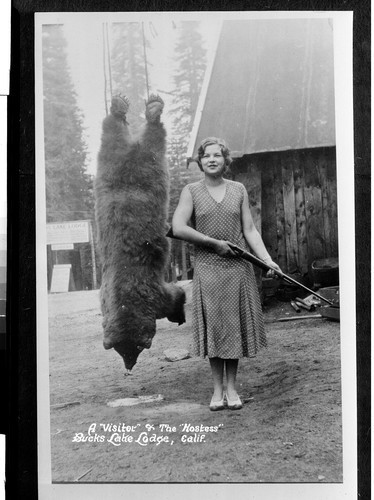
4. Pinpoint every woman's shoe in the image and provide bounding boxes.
[209,395,225,411]
[225,392,243,410]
